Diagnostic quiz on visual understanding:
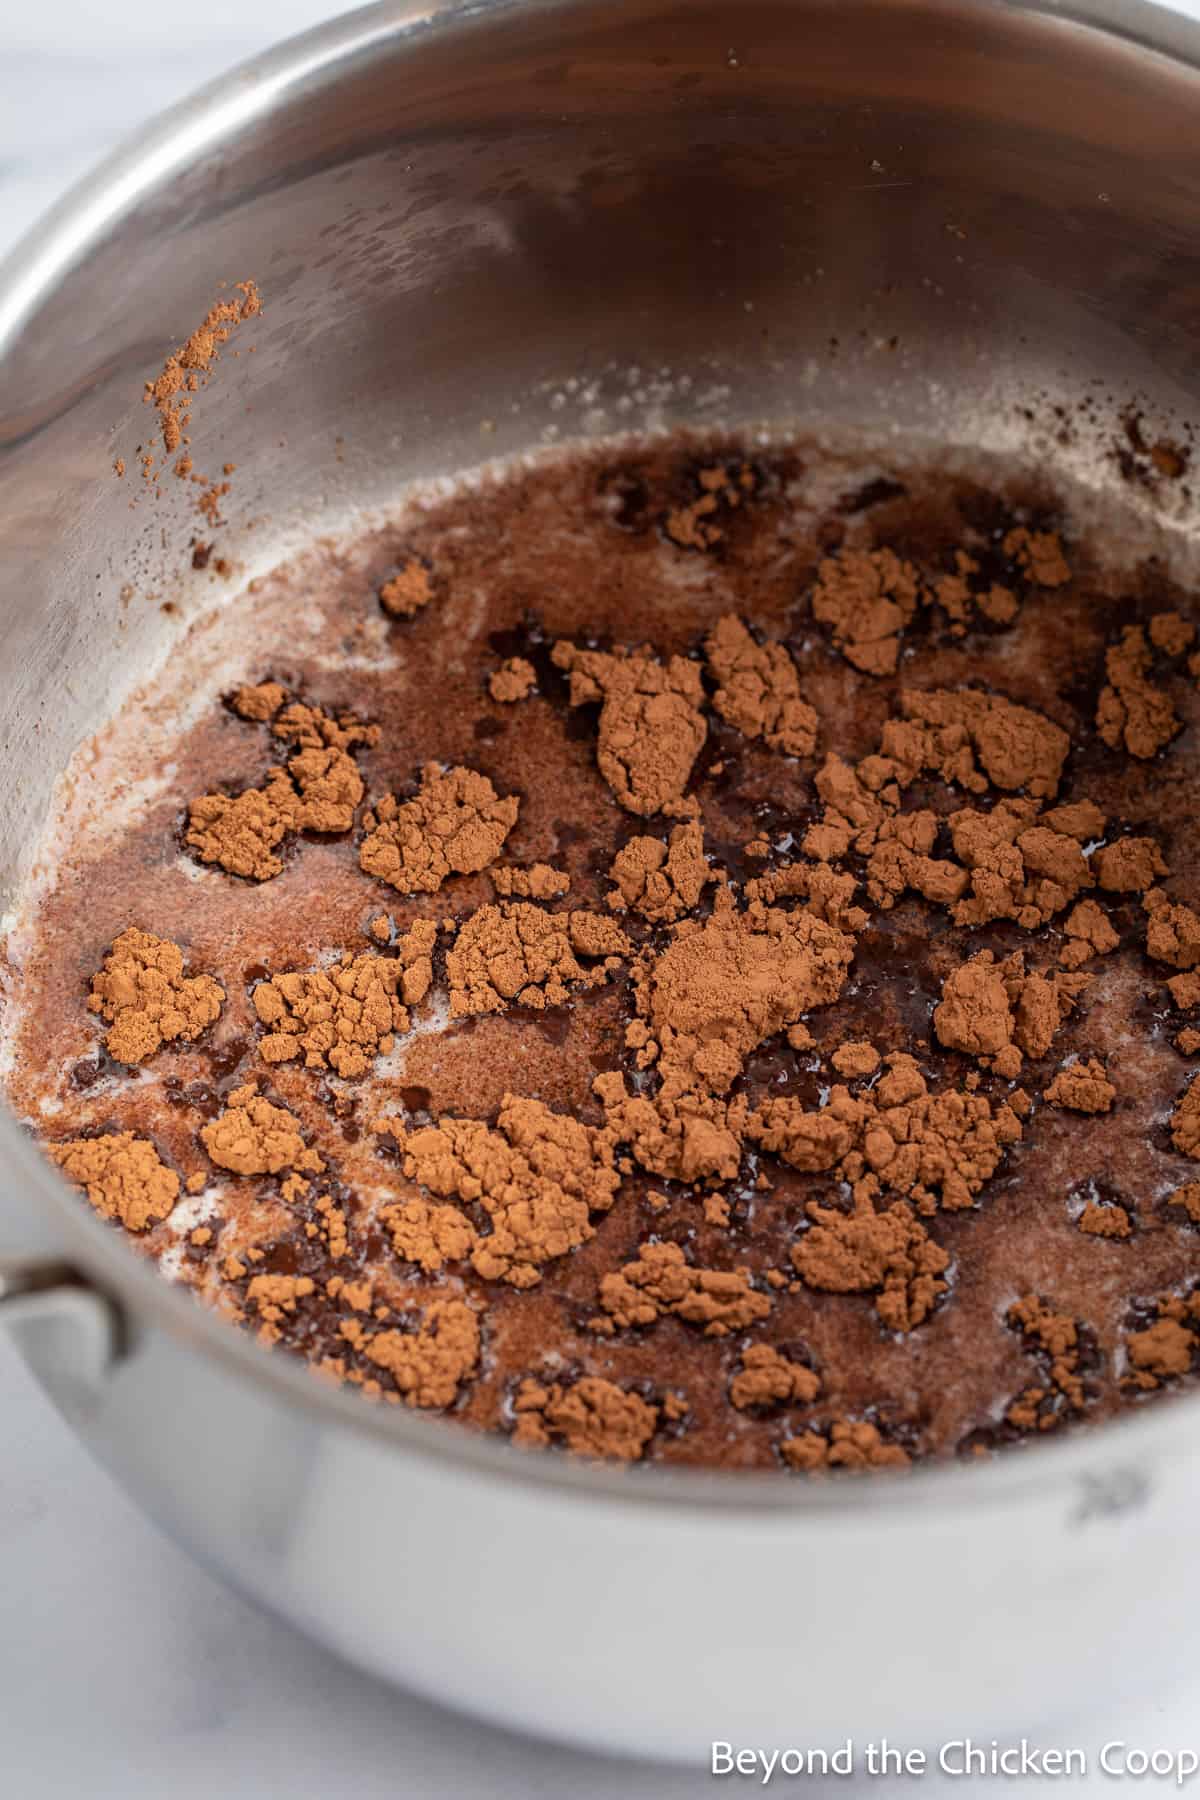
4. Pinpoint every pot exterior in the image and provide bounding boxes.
[9,1223,1197,1761]
[4,0,1200,1757]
